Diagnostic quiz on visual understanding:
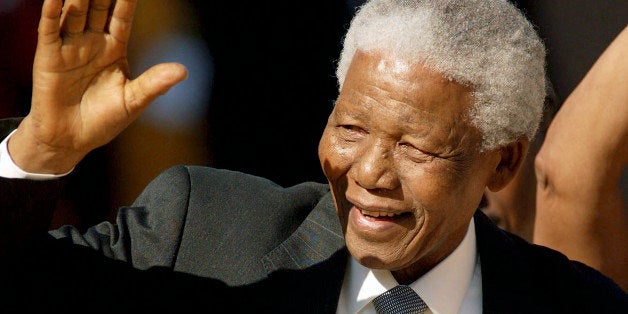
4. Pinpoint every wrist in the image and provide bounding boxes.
[8,125,84,175]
